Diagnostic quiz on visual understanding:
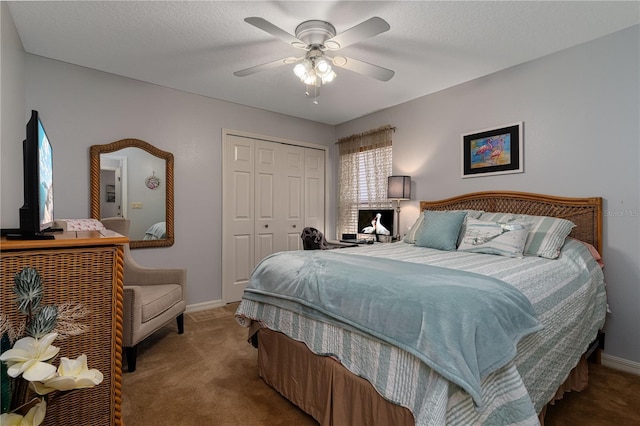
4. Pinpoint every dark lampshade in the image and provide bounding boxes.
[387,176,411,200]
